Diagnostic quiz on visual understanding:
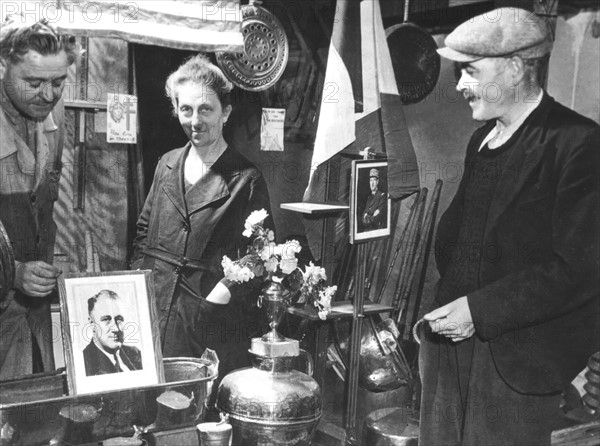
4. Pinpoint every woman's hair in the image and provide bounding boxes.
[165,54,233,116]
[0,19,77,65]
